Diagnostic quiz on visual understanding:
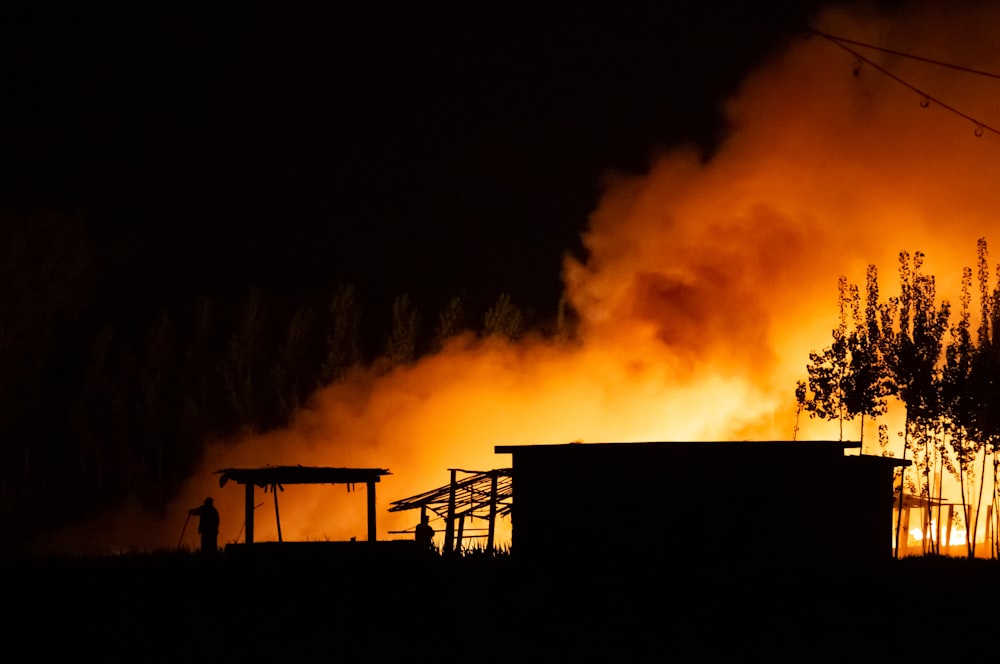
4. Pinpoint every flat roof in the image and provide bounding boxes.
[494,441,909,467]
[495,440,859,453]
